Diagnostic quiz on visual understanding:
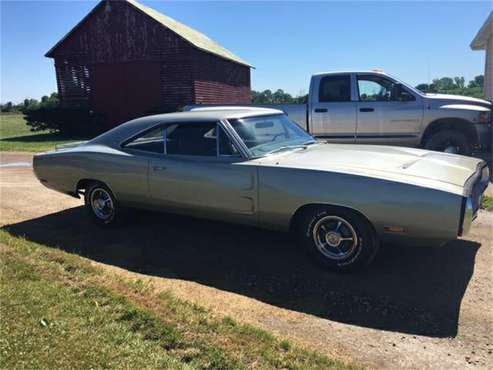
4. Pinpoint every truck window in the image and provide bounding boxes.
[357,75,416,102]
[319,76,351,102]
[357,75,394,101]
